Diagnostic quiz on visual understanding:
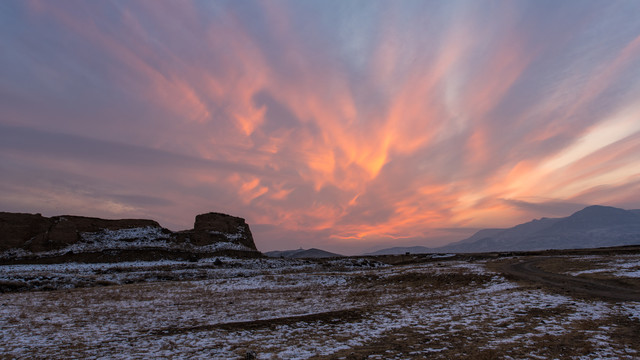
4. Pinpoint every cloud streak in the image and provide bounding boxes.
[1,1,640,253]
